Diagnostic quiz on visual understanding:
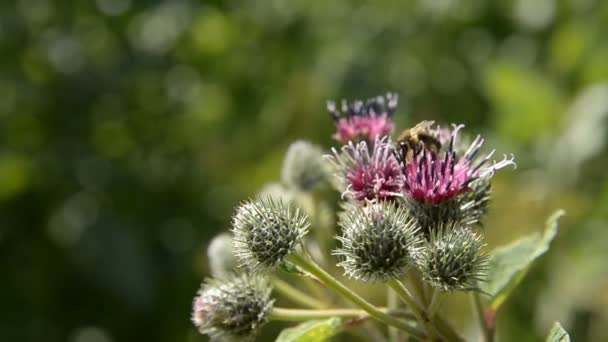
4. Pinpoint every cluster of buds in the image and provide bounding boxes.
[190,93,516,340]
[325,94,515,290]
